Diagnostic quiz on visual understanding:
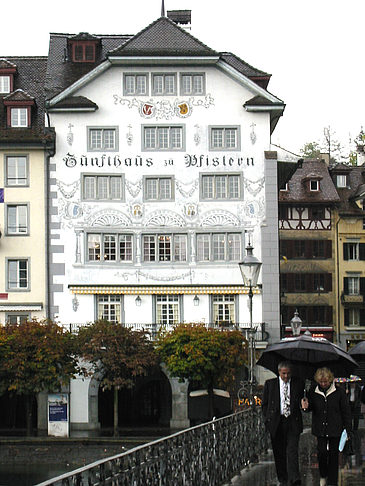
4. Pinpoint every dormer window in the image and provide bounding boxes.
[11,107,28,127]
[0,58,17,94]
[68,33,100,63]
[73,43,96,62]
[3,89,35,128]
[336,174,347,188]
[0,75,10,94]
[310,180,319,191]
